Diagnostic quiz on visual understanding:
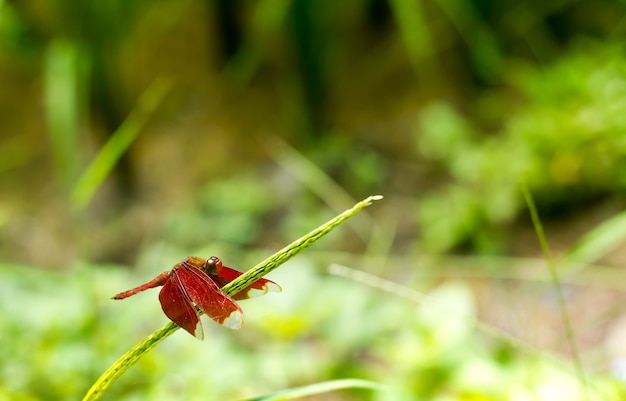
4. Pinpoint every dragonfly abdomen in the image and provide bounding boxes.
[111,271,171,299]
